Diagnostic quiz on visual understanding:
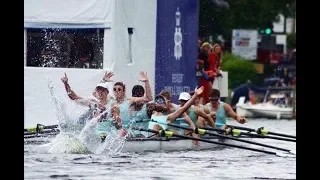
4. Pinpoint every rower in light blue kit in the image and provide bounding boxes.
[205,89,248,129]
